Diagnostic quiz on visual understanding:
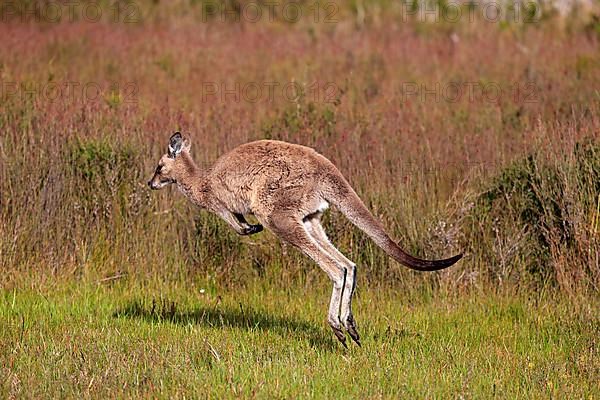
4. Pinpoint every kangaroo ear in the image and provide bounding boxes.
[168,132,183,158]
